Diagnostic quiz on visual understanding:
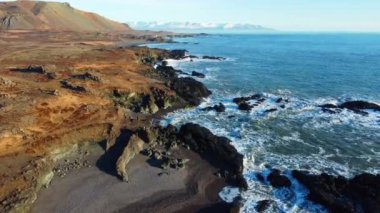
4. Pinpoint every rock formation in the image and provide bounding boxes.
[116,134,145,182]
[292,171,380,213]
[171,77,212,106]
[178,123,247,190]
